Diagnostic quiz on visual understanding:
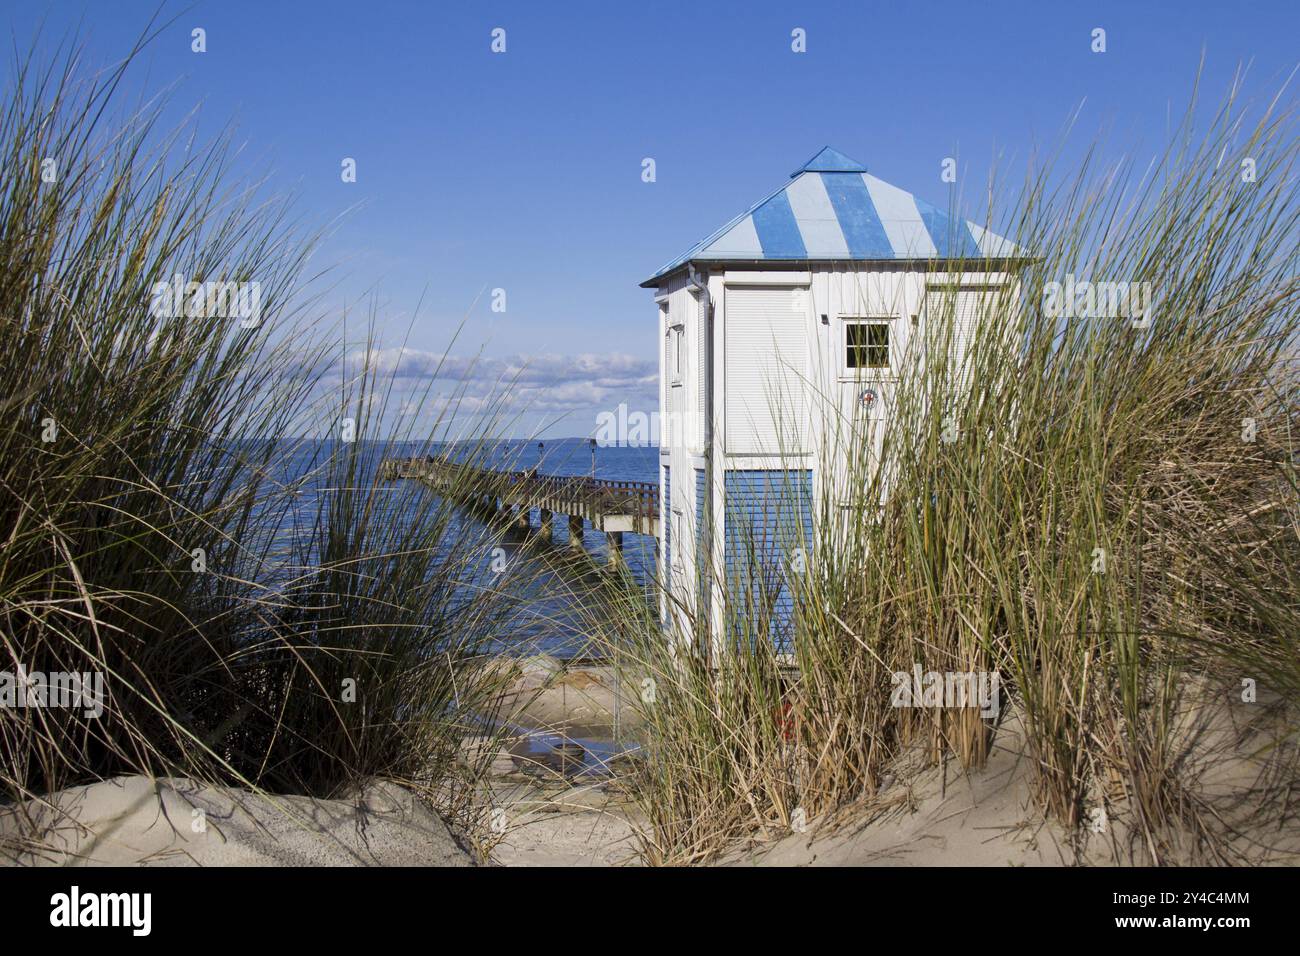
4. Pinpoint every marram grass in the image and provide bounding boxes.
[0,40,545,845]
